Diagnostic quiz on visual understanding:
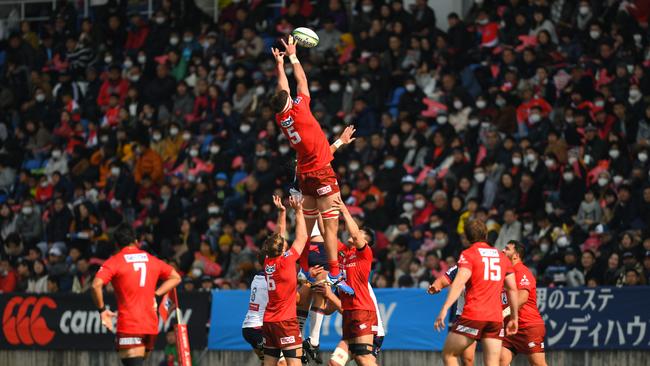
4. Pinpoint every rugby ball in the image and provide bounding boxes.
[292,27,319,48]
